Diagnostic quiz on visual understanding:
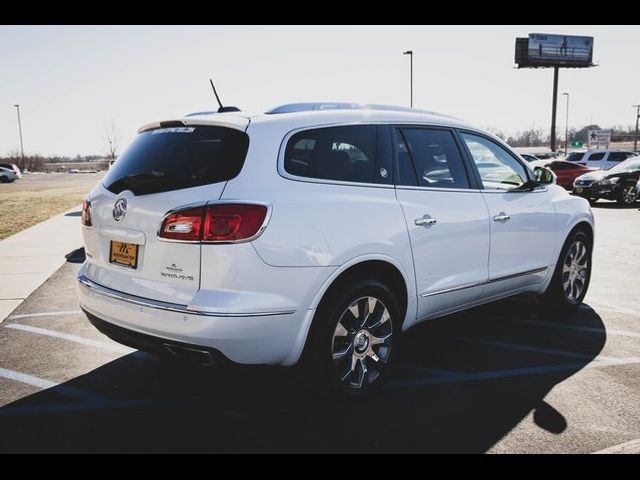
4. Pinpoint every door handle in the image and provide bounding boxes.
[493,212,510,222]
[415,216,437,227]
